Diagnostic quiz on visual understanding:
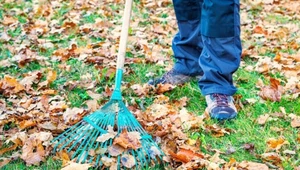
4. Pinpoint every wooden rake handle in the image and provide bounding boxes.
[116,0,133,70]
